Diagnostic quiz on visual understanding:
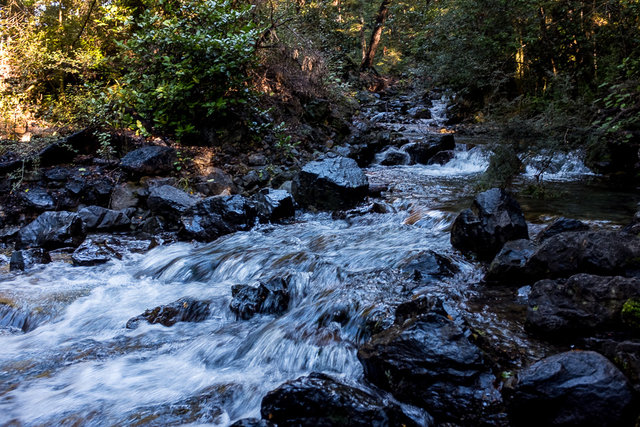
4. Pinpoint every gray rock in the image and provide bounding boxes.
[404,135,455,165]
[485,239,536,283]
[537,217,590,242]
[110,183,139,210]
[377,147,410,166]
[126,297,210,329]
[21,188,54,210]
[194,168,236,196]
[180,194,255,242]
[146,185,198,219]
[254,188,295,222]
[9,248,51,271]
[230,278,289,320]
[71,237,124,266]
[120,145,176,176]
[78,206,131,231]
[17,211,86,249]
